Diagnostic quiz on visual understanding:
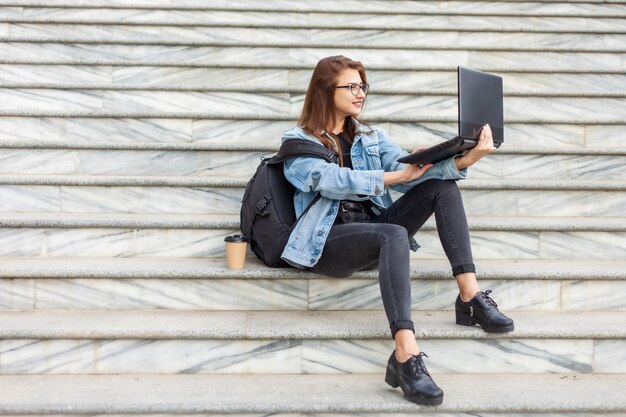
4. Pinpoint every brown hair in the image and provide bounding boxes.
[298,55,368,166]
